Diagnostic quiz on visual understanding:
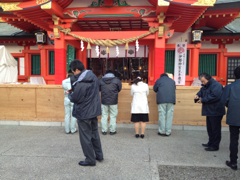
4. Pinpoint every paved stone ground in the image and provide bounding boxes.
[158,165,239,180]
[0,125,239,180]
